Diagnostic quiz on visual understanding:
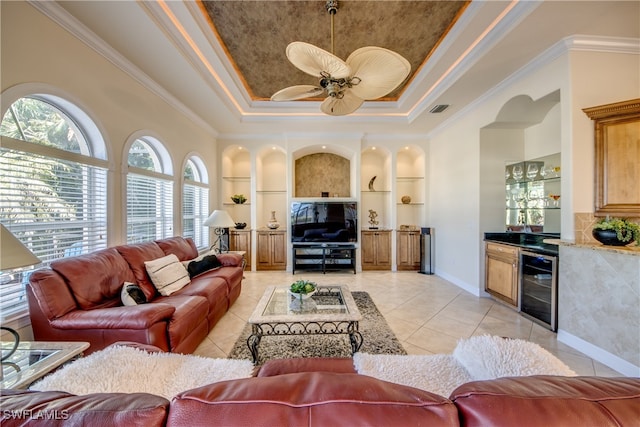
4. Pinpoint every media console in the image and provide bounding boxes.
[292,243,356,274]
